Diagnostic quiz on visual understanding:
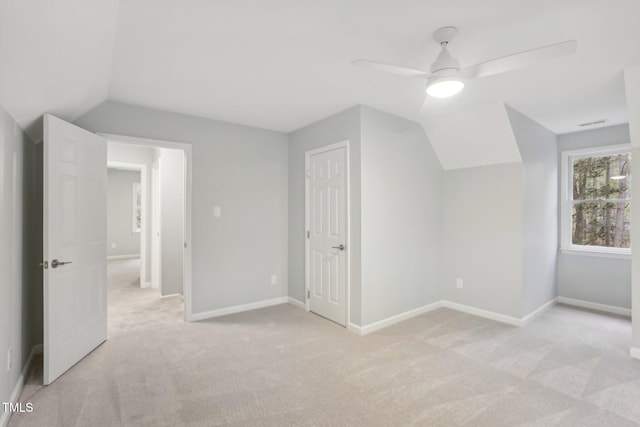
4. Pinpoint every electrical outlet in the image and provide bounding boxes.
[270,274,277,285]
[111,243,116,249]
[214,206,221,218]
[456,278,463,289]
[7,348,12,371]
